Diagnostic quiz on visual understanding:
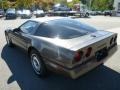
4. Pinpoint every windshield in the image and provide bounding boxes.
[7,9,15,13]
[22,10,30,14]
[37,10,44,13]
[35,18,97,39]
